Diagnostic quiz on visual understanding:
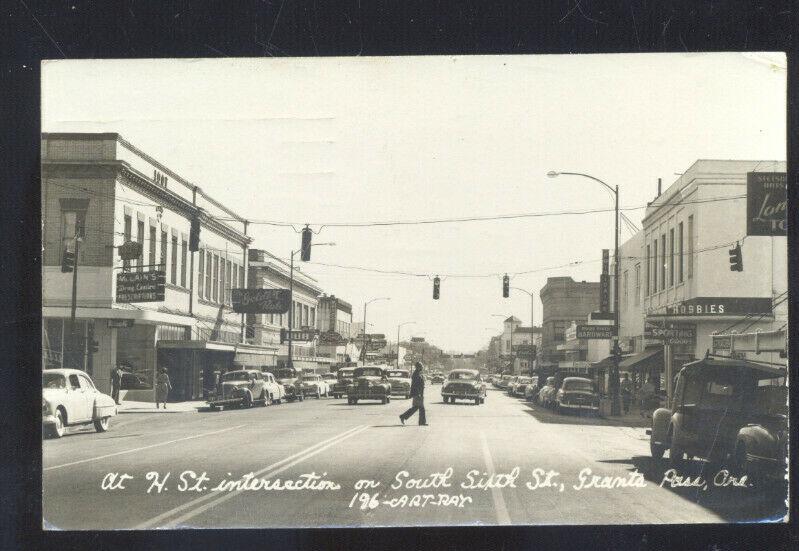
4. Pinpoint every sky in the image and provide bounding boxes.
[42,53,787,352]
